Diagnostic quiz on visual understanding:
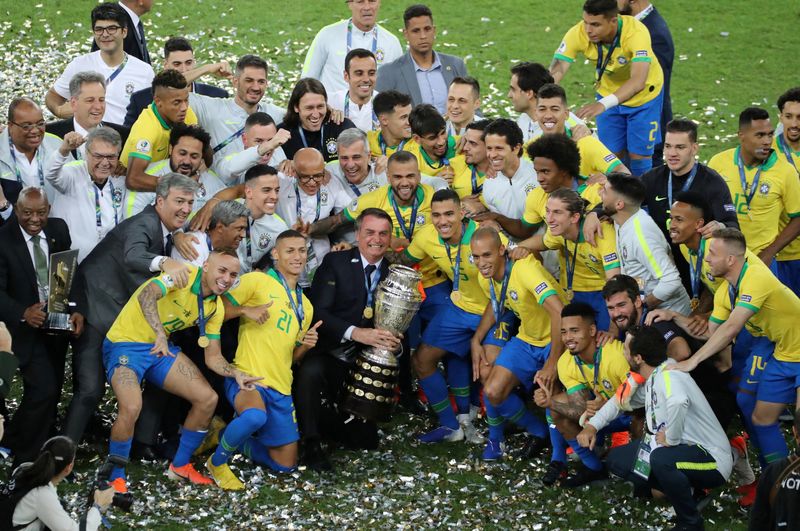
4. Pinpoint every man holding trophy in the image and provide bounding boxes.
[0,186,84,468]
